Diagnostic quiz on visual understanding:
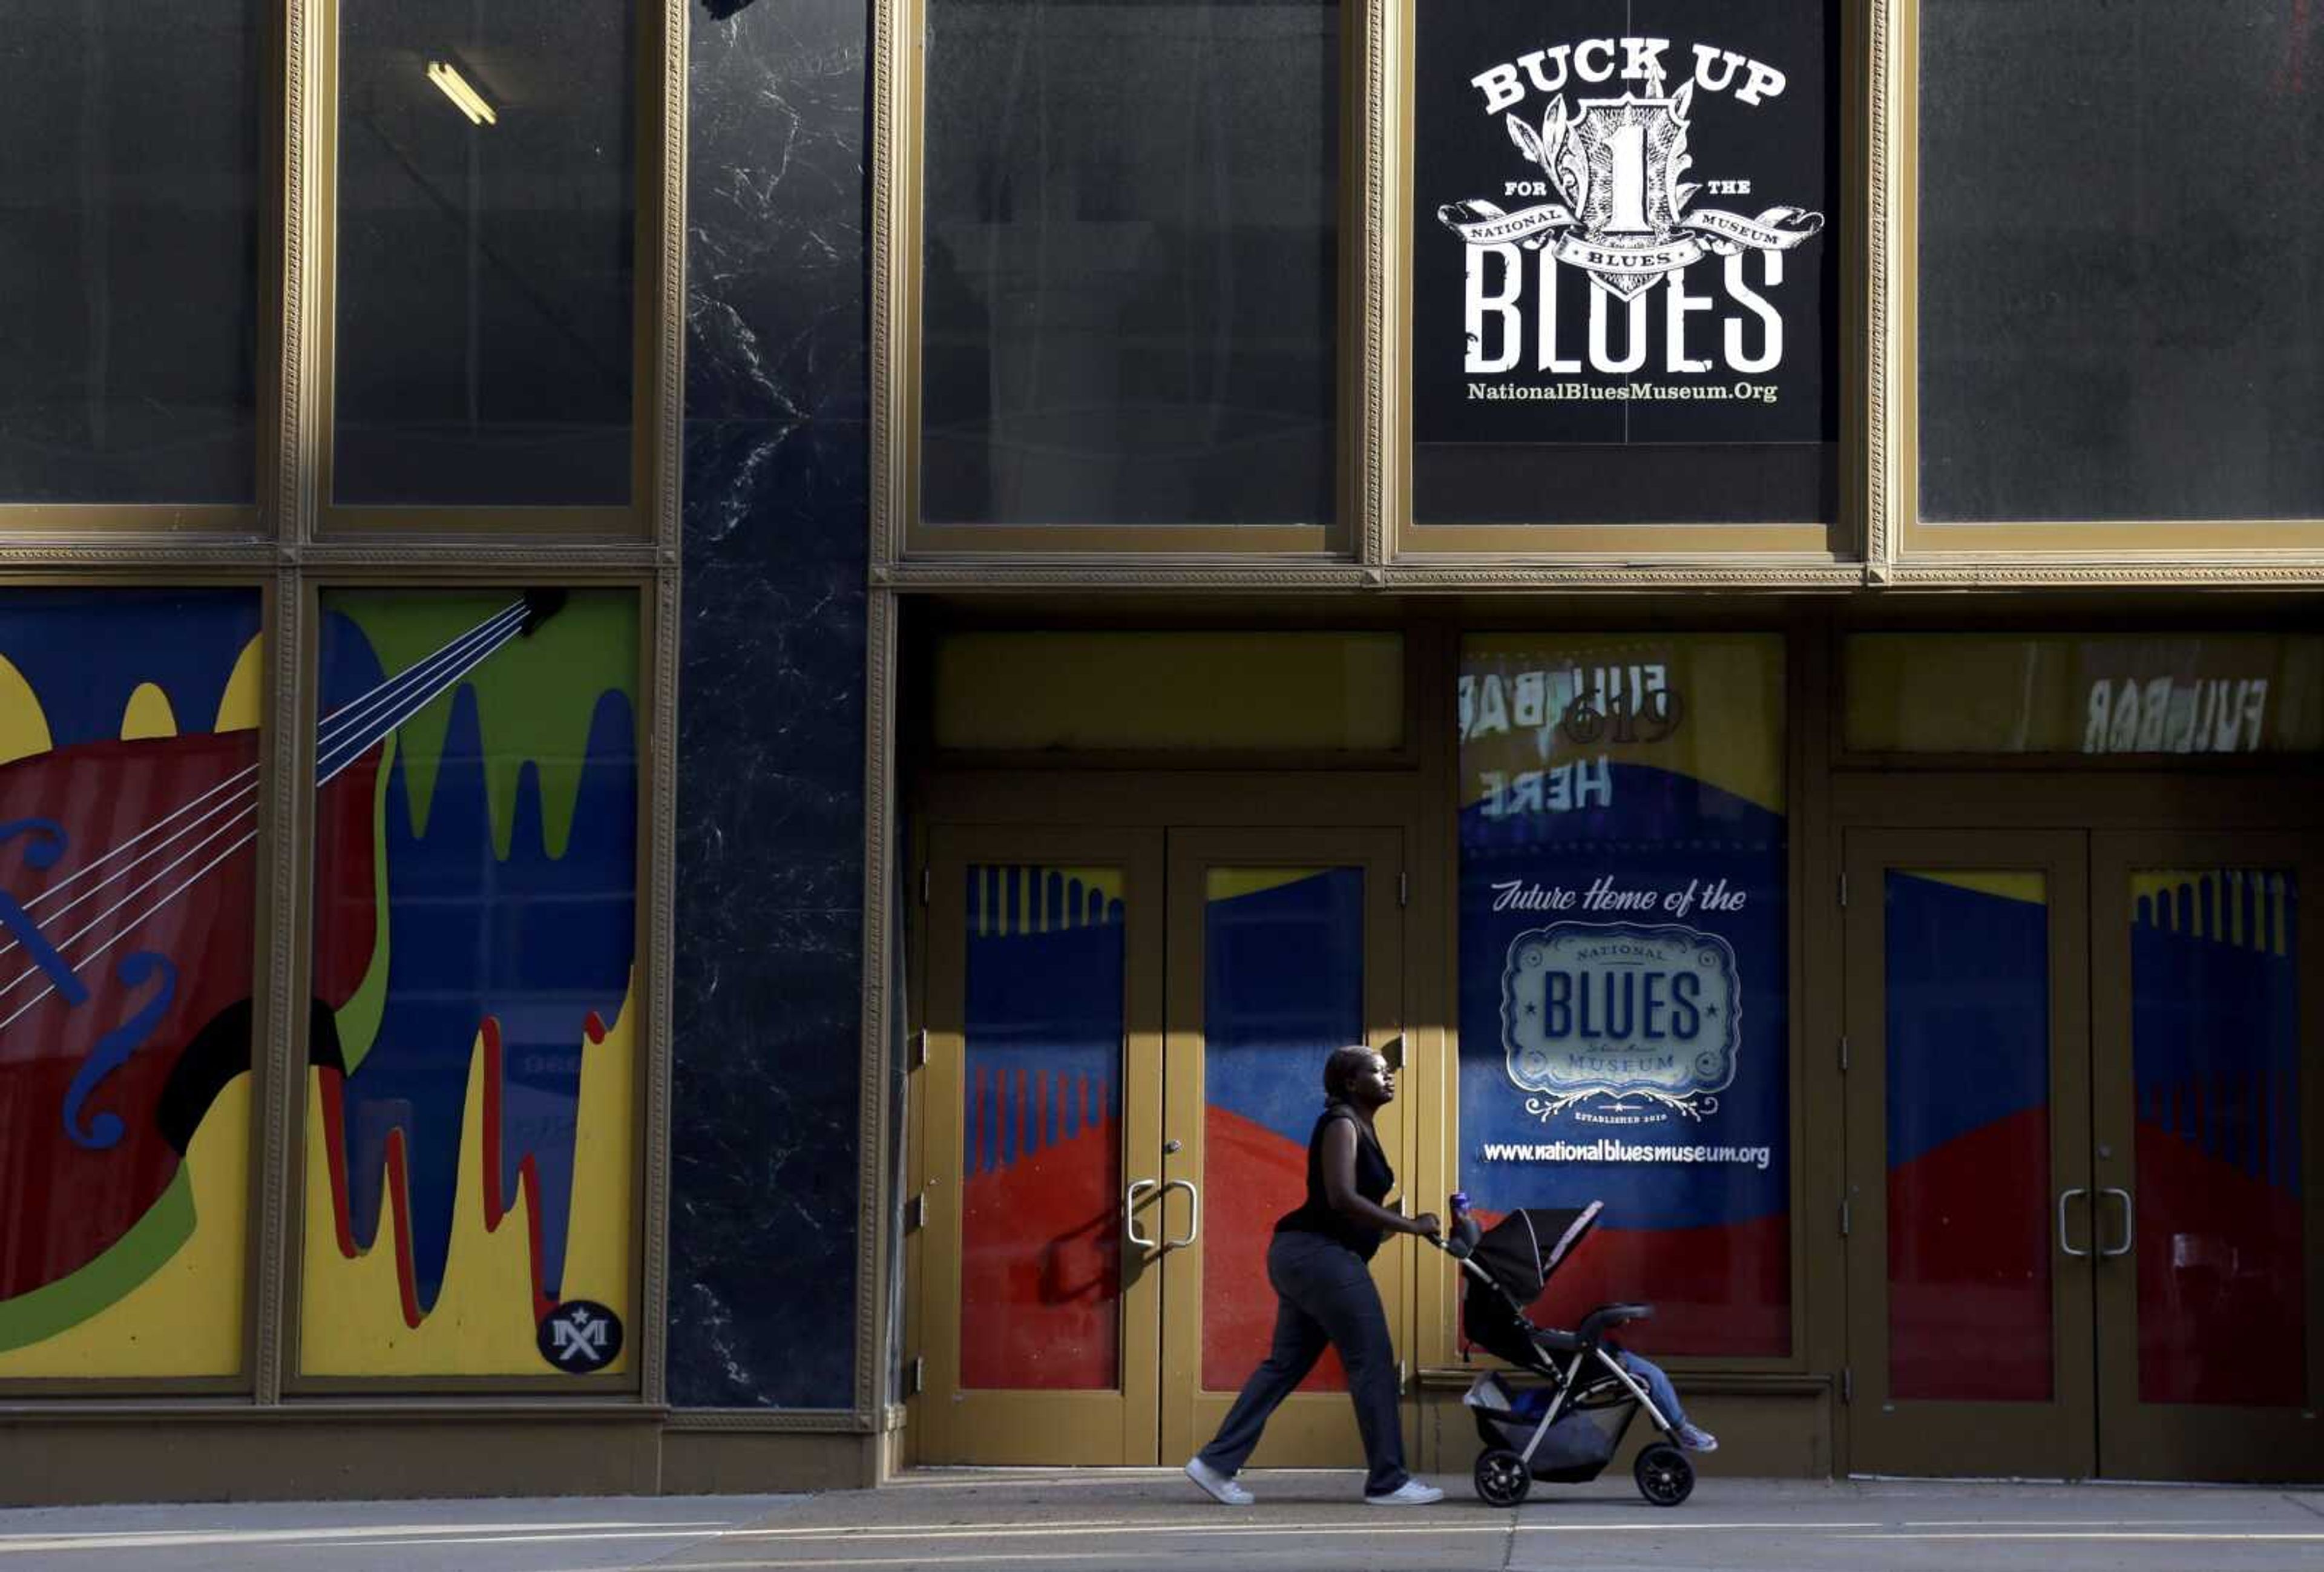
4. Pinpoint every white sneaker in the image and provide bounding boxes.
[1365,1479,1445,1506]
[1184,1456,1254,1506]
